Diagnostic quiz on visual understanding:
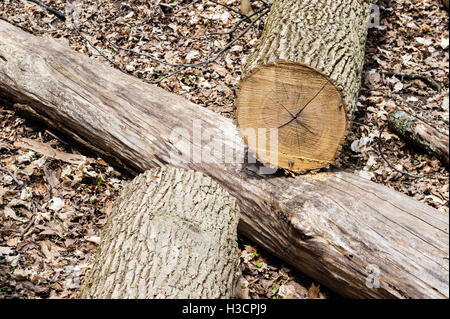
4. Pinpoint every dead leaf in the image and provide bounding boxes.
[308,283,320,299]
[32,181,48,197]
[48,197,65,212]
